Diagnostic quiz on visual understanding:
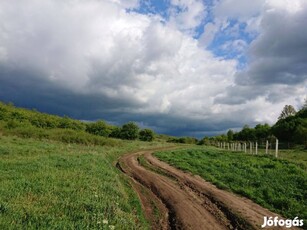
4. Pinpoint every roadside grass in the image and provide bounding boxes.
[0,135,166,229]
[154,147,307,223]
[278,149,307,169]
